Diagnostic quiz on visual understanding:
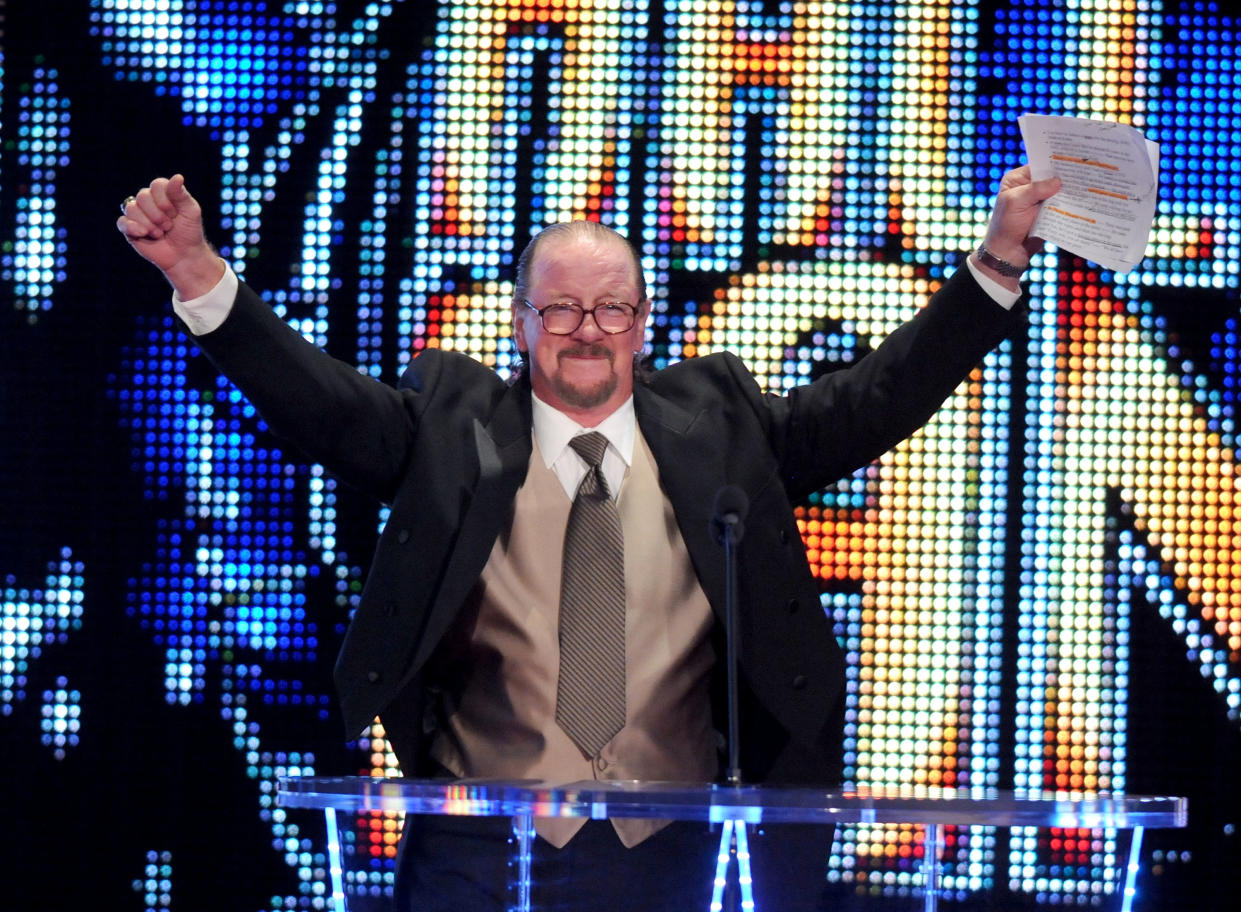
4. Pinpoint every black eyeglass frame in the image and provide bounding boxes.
[521,299,641,335]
